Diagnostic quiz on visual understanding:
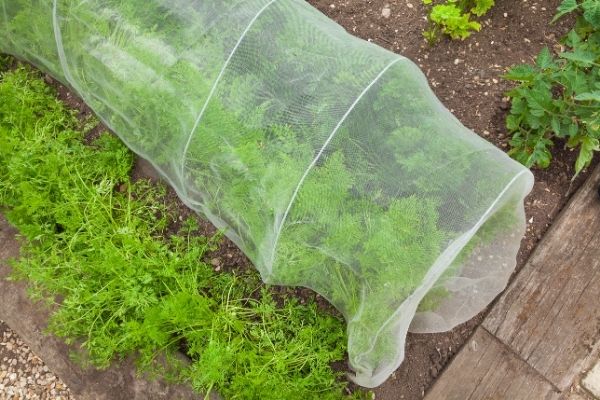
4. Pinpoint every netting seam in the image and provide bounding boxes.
[268,57,403,271]
[179,0,279,192]
[52,0,78,93]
